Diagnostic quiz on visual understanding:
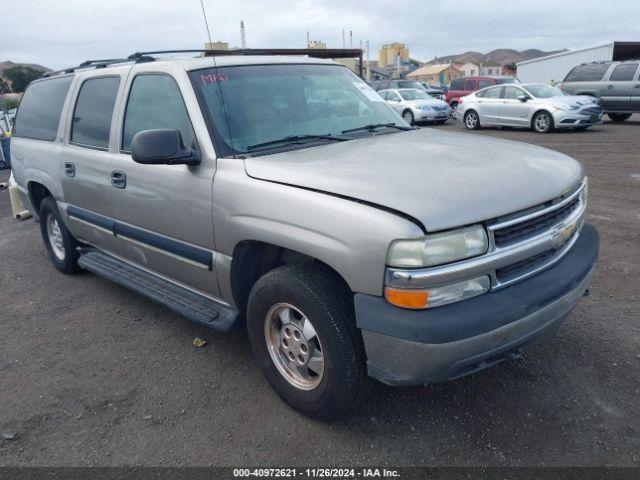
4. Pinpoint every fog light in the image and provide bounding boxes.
[384,275,490,310]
